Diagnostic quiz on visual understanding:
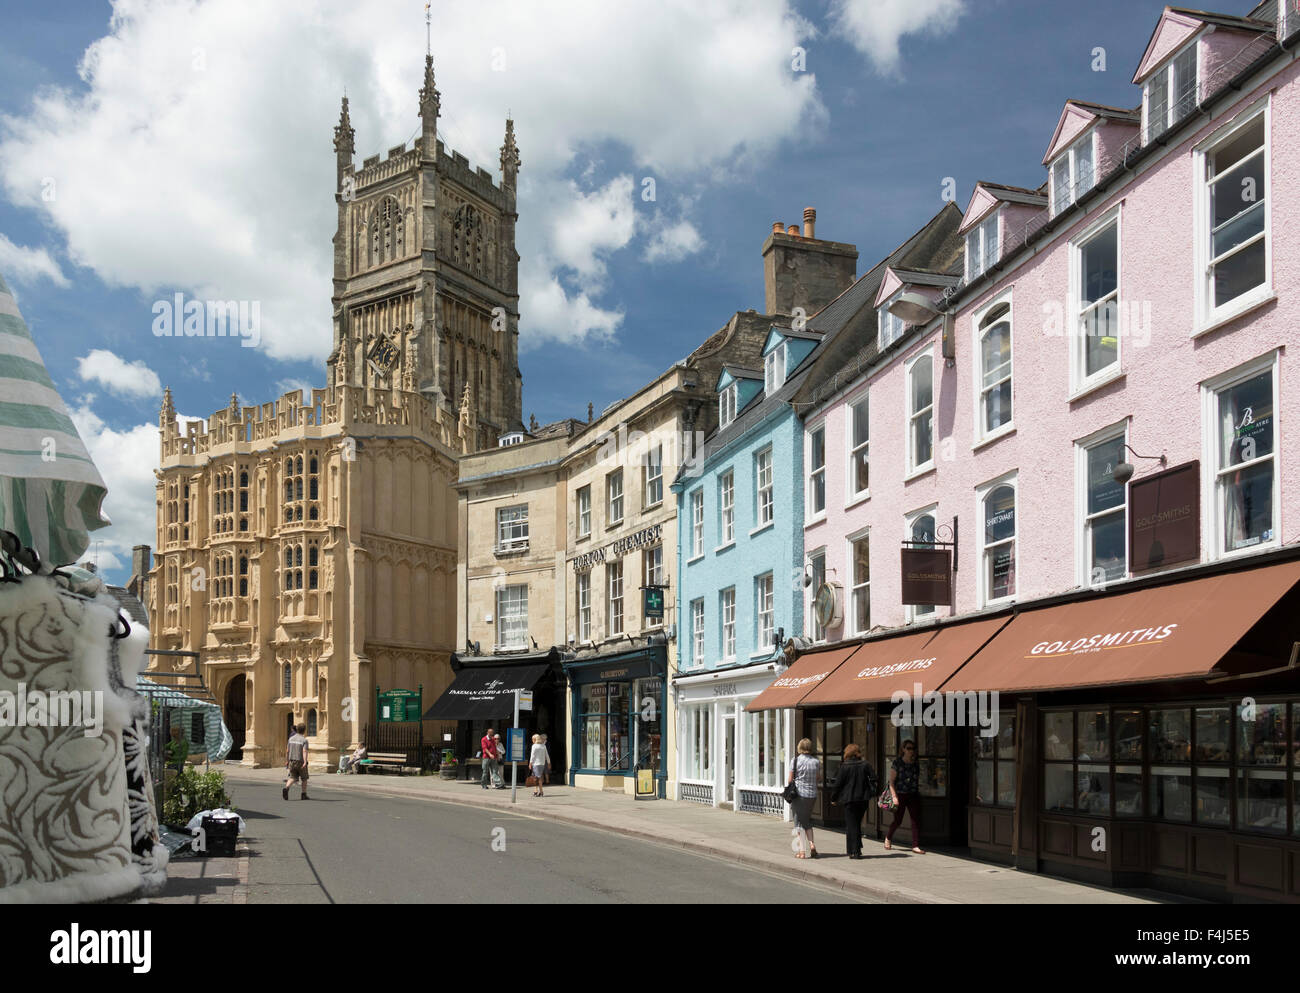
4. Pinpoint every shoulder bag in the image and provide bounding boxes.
[782,755,803,805]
